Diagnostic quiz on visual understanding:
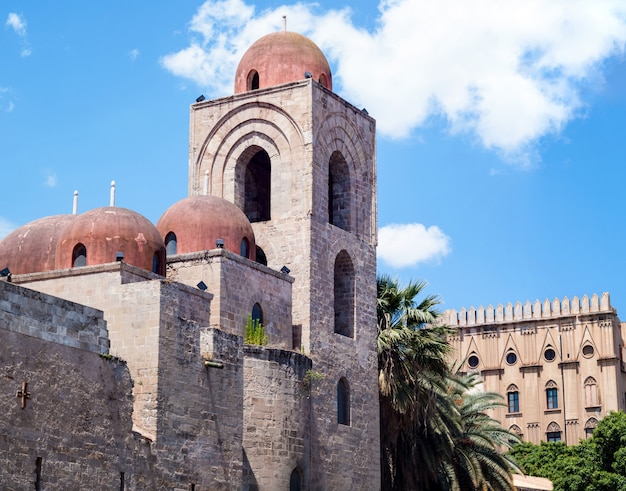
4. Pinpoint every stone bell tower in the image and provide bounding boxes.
[188,26,380,489]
